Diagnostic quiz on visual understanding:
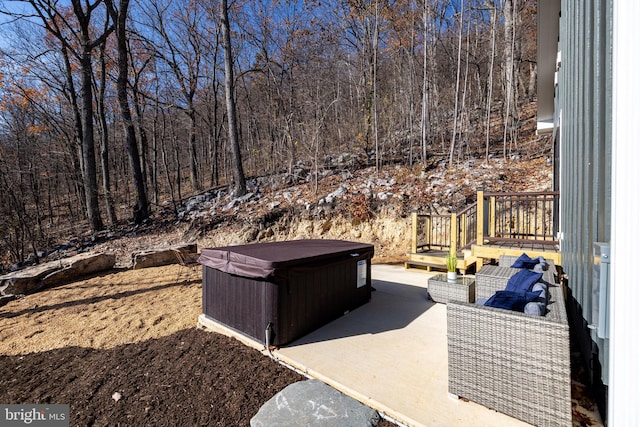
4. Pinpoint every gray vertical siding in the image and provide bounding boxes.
[557,0,612,389]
